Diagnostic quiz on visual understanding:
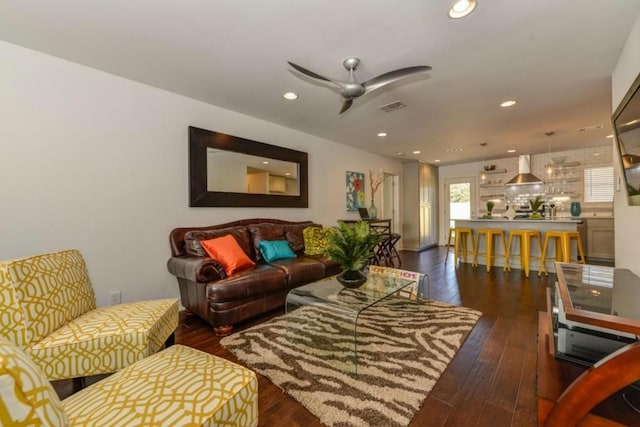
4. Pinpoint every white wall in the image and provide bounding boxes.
[612,12,640,275]
[0,41,402,306]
